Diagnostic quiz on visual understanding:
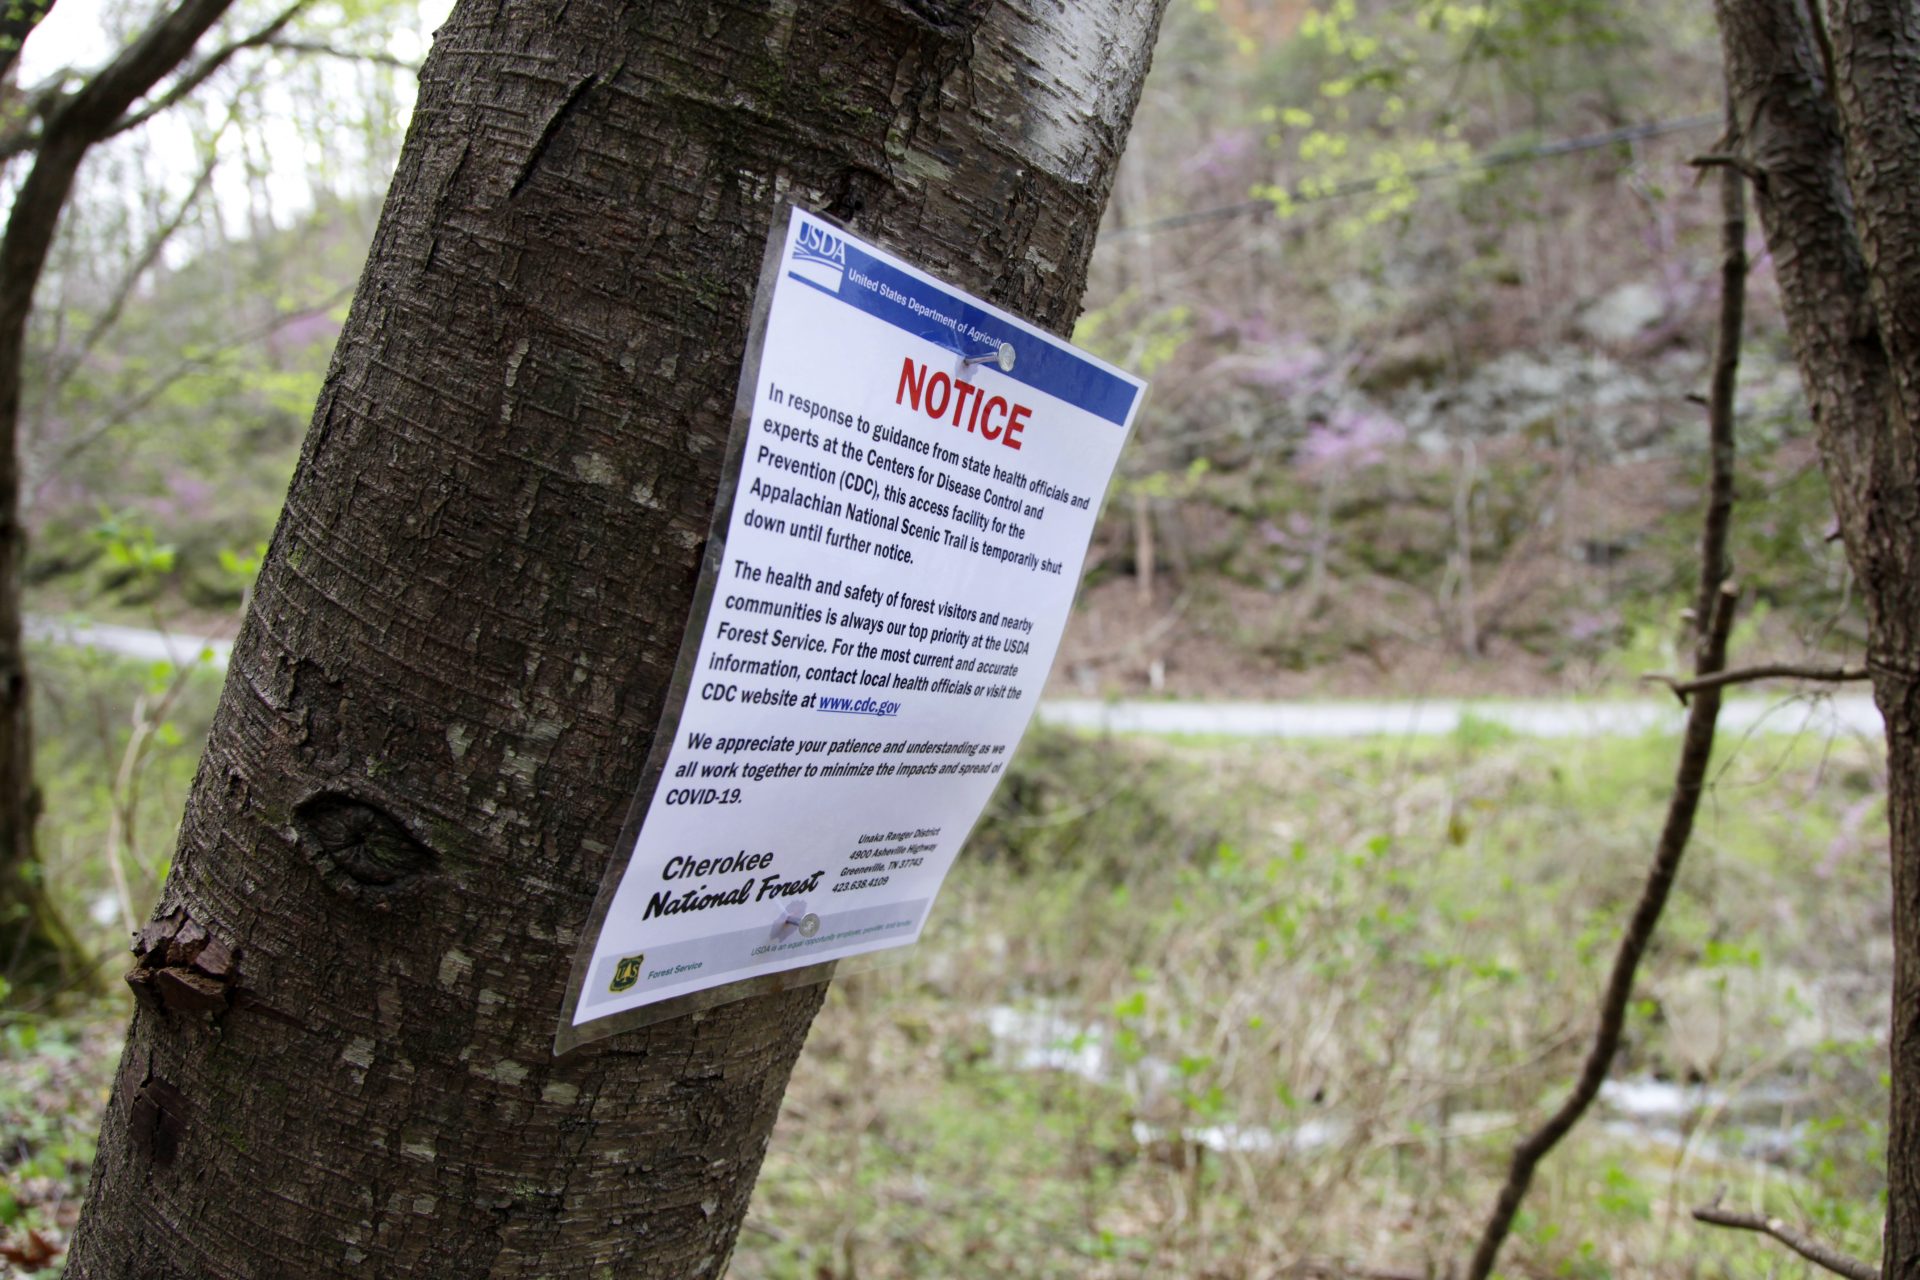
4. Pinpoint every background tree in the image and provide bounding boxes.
[16,7,427,968]
[0,0,426,984]
[1694,0,1920,1272]
[0,0,234,982]
[65,0,1168,1273]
